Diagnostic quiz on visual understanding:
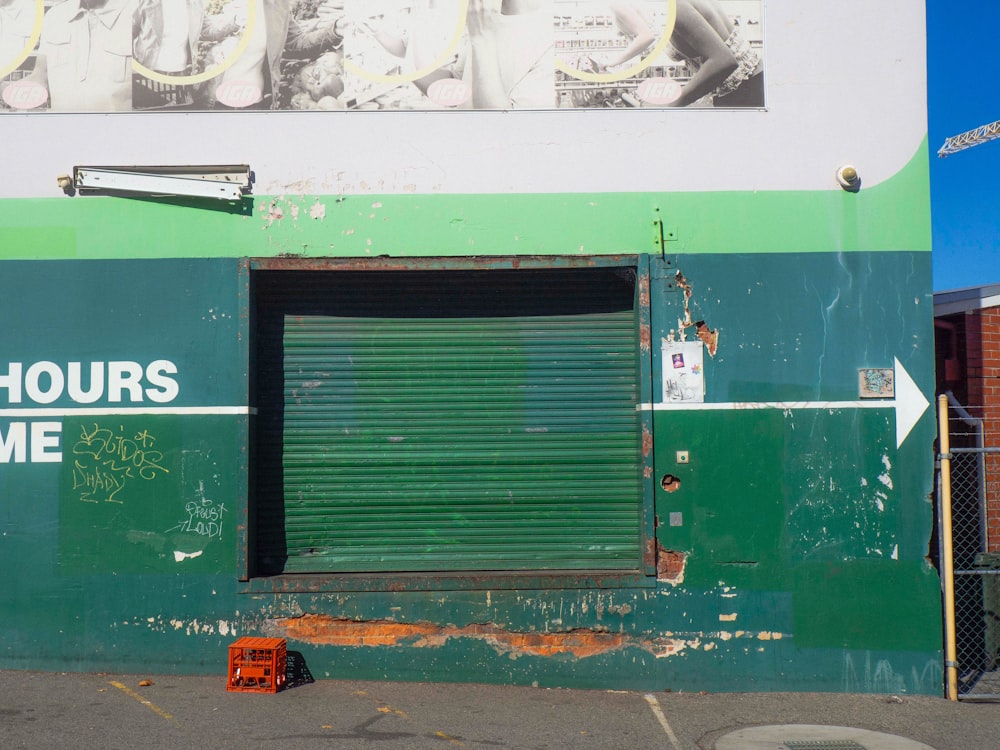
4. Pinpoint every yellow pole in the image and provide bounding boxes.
[938,393,959,701]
